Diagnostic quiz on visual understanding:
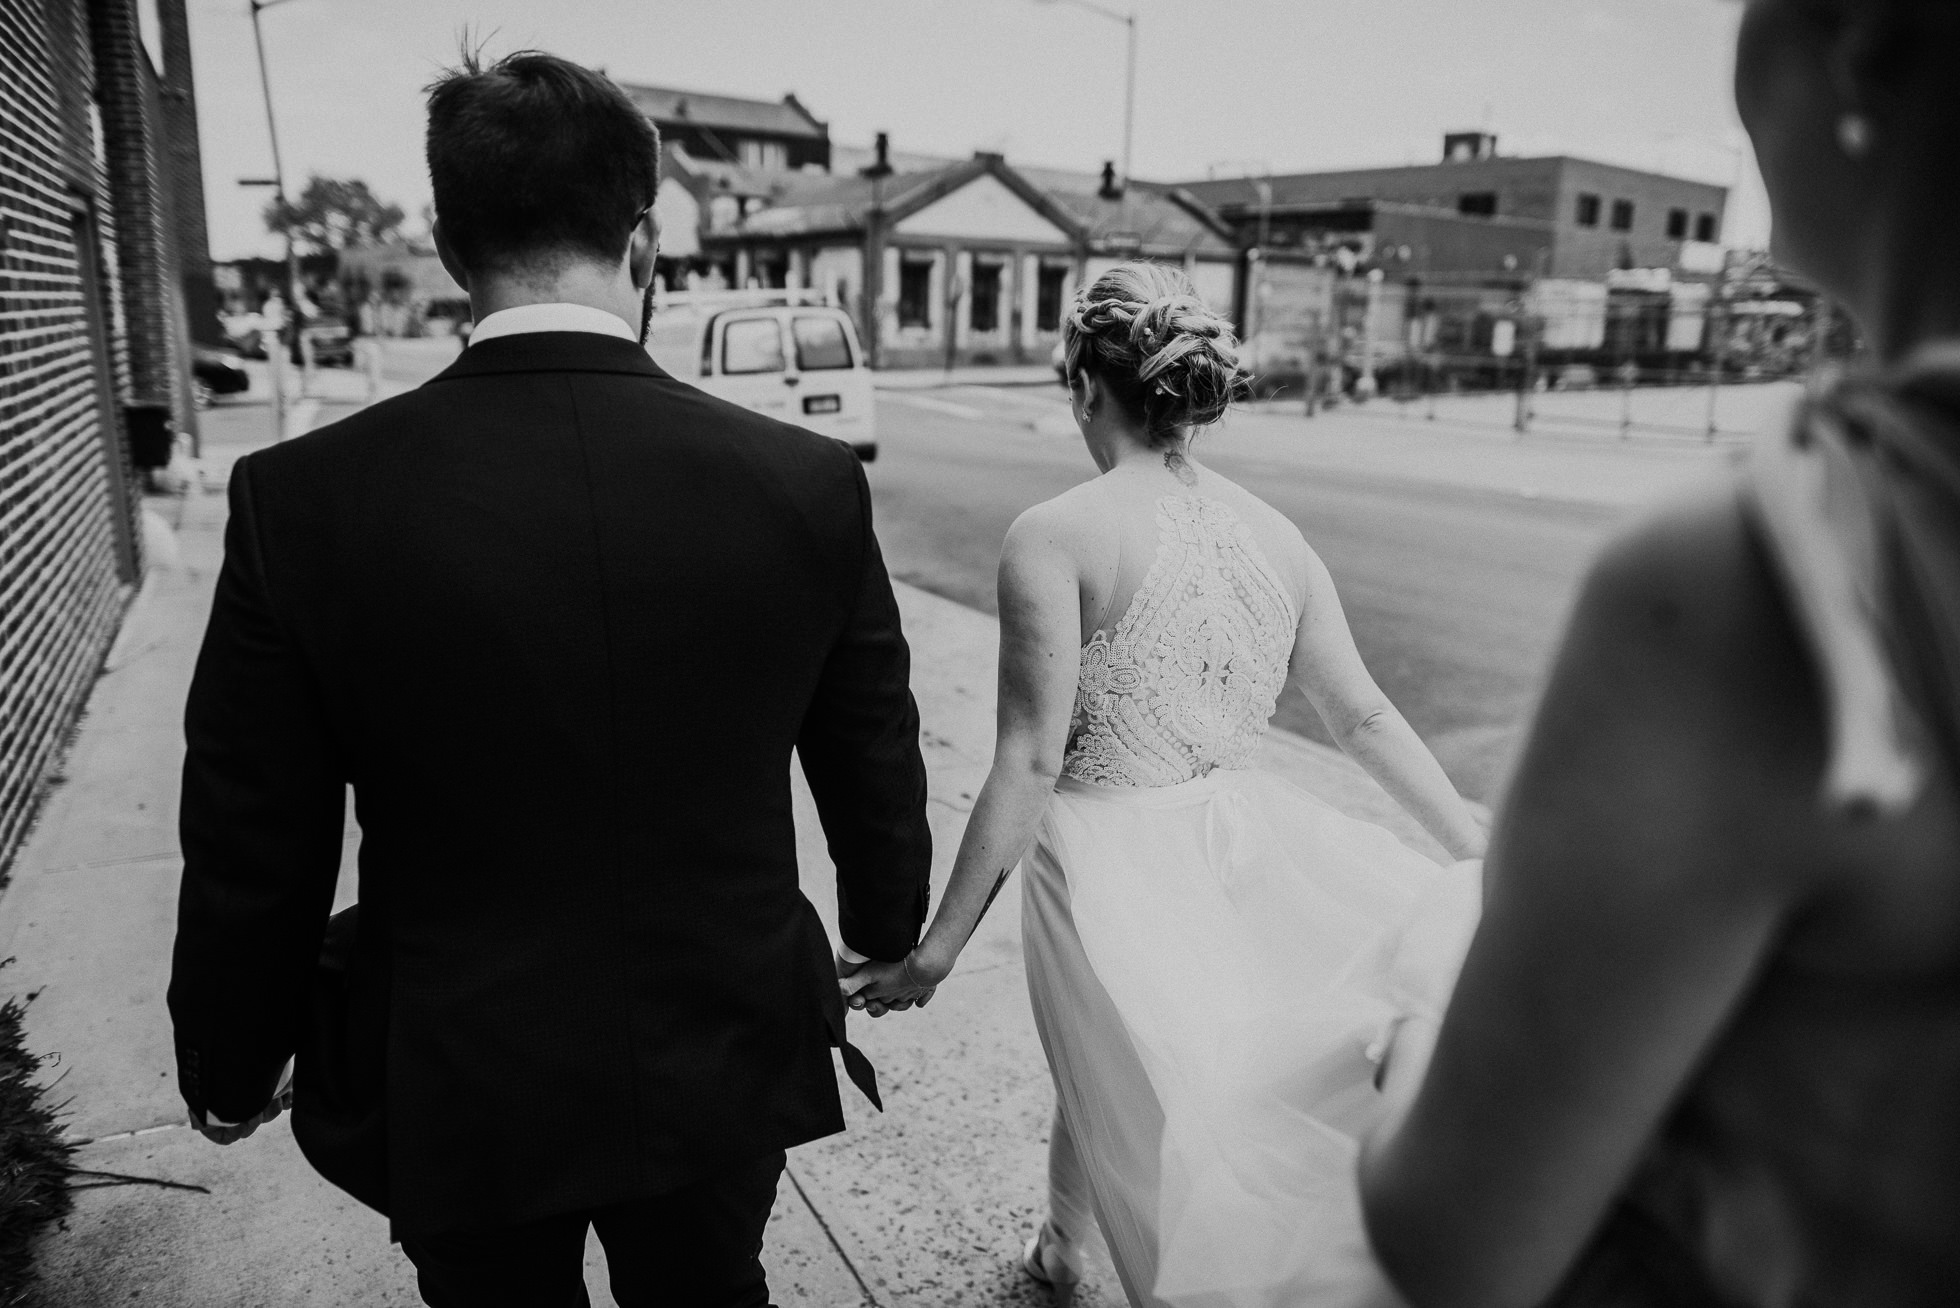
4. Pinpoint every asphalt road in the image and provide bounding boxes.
[354,340,1718,805]
[868,387,1645,803]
